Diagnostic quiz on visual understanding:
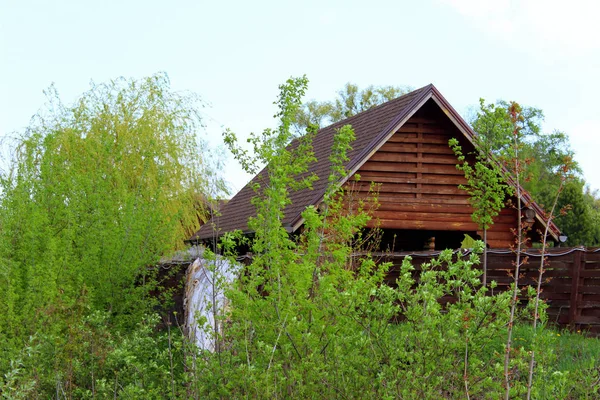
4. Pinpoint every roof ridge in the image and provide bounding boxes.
[316,84,433,132]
